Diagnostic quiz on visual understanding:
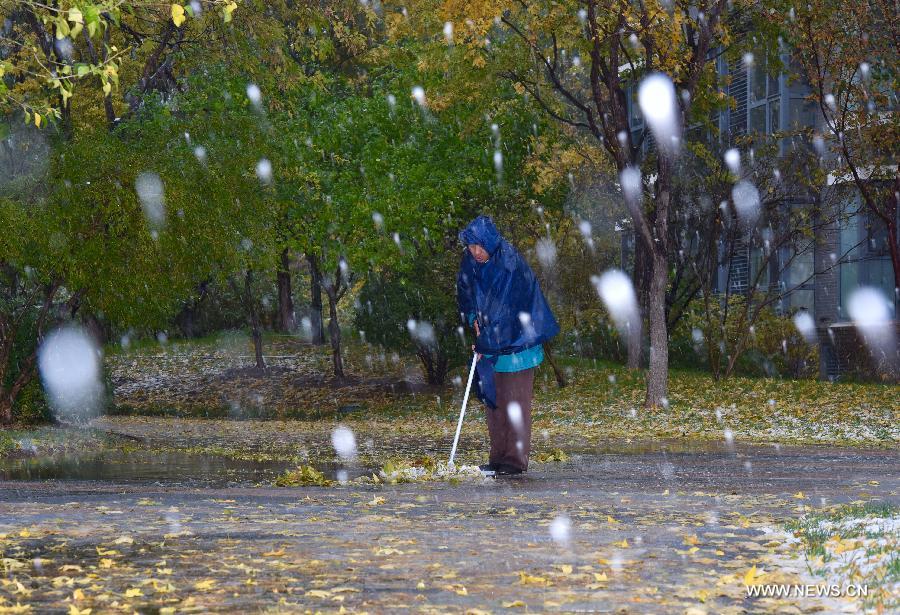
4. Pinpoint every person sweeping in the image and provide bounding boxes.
[456,215,560,476]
